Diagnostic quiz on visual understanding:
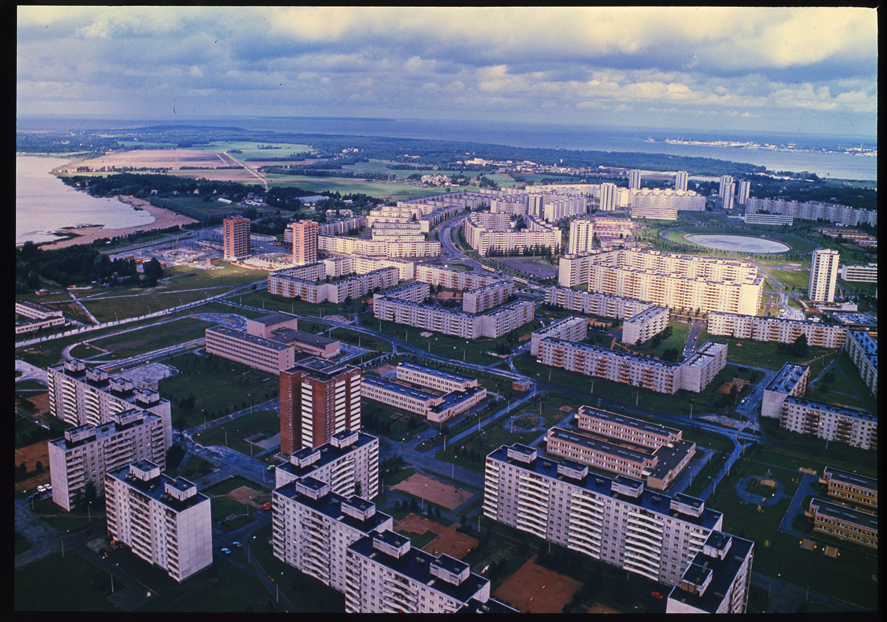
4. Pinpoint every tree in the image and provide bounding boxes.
[142,257,163,286]
[790,333,809,357]
[35,460,44,473]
